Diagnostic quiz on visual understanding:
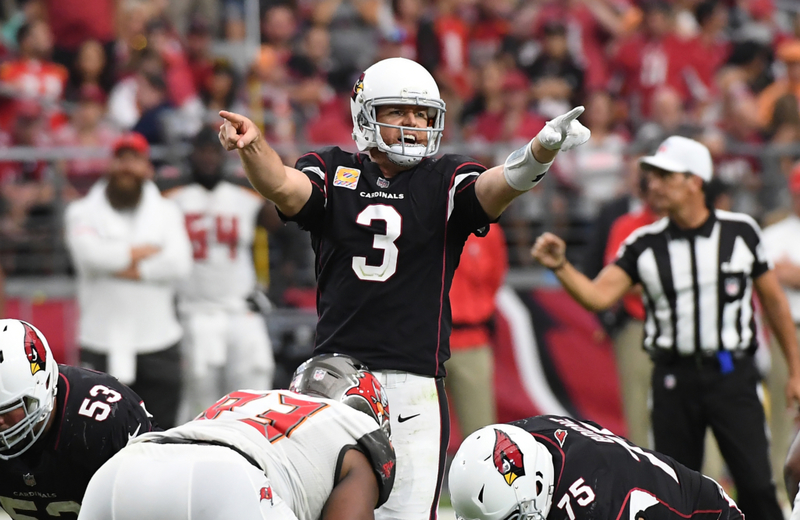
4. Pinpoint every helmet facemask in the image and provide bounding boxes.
[0,382,54,460]
[355,97,446,167]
